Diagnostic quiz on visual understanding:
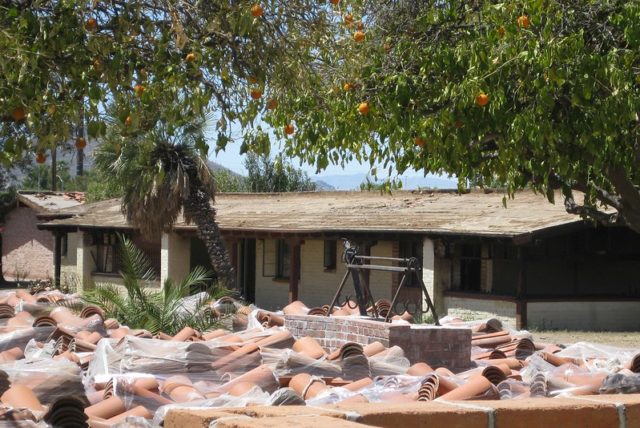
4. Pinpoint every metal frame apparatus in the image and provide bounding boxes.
[327,240,439,324]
